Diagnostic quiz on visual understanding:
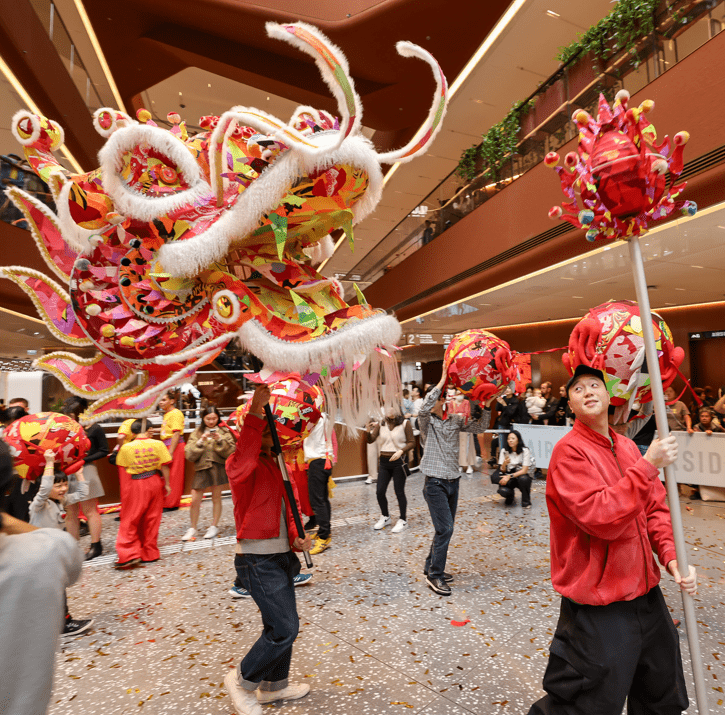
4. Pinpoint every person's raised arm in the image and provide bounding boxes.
[226,385,269,484]
[29,450,56,514]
